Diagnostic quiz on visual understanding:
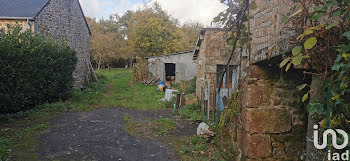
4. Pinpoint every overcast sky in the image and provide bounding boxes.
[78,0,227,26]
